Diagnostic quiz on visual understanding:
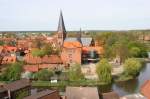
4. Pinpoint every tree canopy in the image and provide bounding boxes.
[34,69,54,81]
[1,62,23,81]
[68,63,84,81]
[96,59,112,84]
[124,58,142,77]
